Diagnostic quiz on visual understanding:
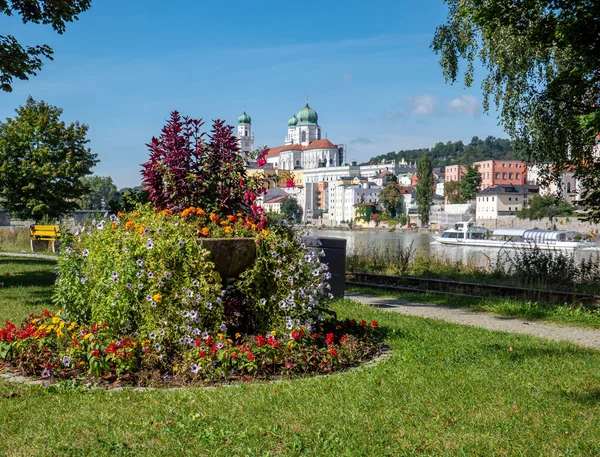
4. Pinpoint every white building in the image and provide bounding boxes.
[327,178,382,225]
[476,185,539,220]
[236,112,254,154]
